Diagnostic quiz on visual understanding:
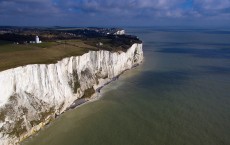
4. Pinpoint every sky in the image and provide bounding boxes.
[0,0,230,27]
